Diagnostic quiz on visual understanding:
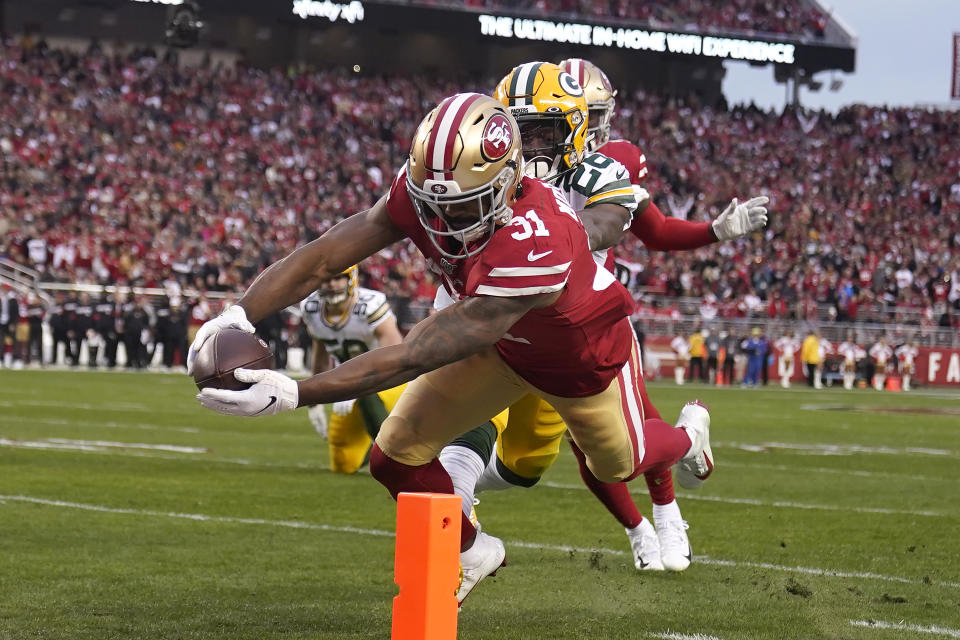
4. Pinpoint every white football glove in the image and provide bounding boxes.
[711,196,769,241]
[186,304,256,376]
[332,398,356,416]
[308,404,328,438]
[196,368,299,417]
